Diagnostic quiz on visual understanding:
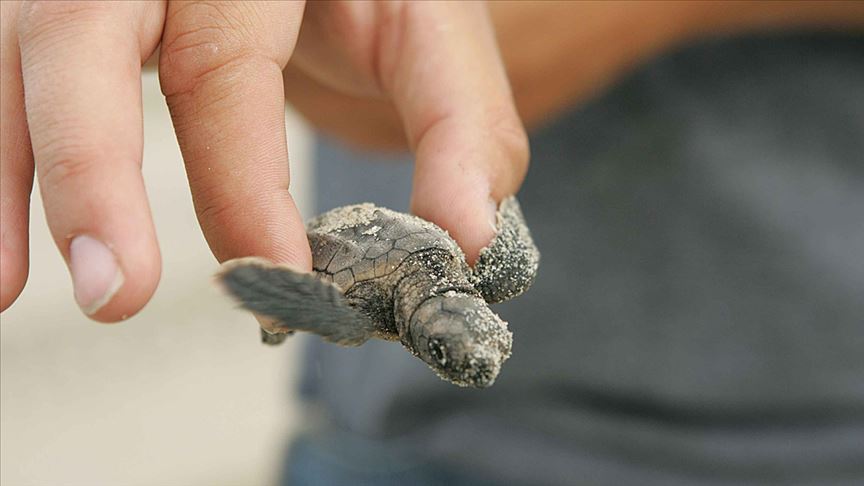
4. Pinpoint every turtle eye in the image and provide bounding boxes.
[428,338,448,366]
